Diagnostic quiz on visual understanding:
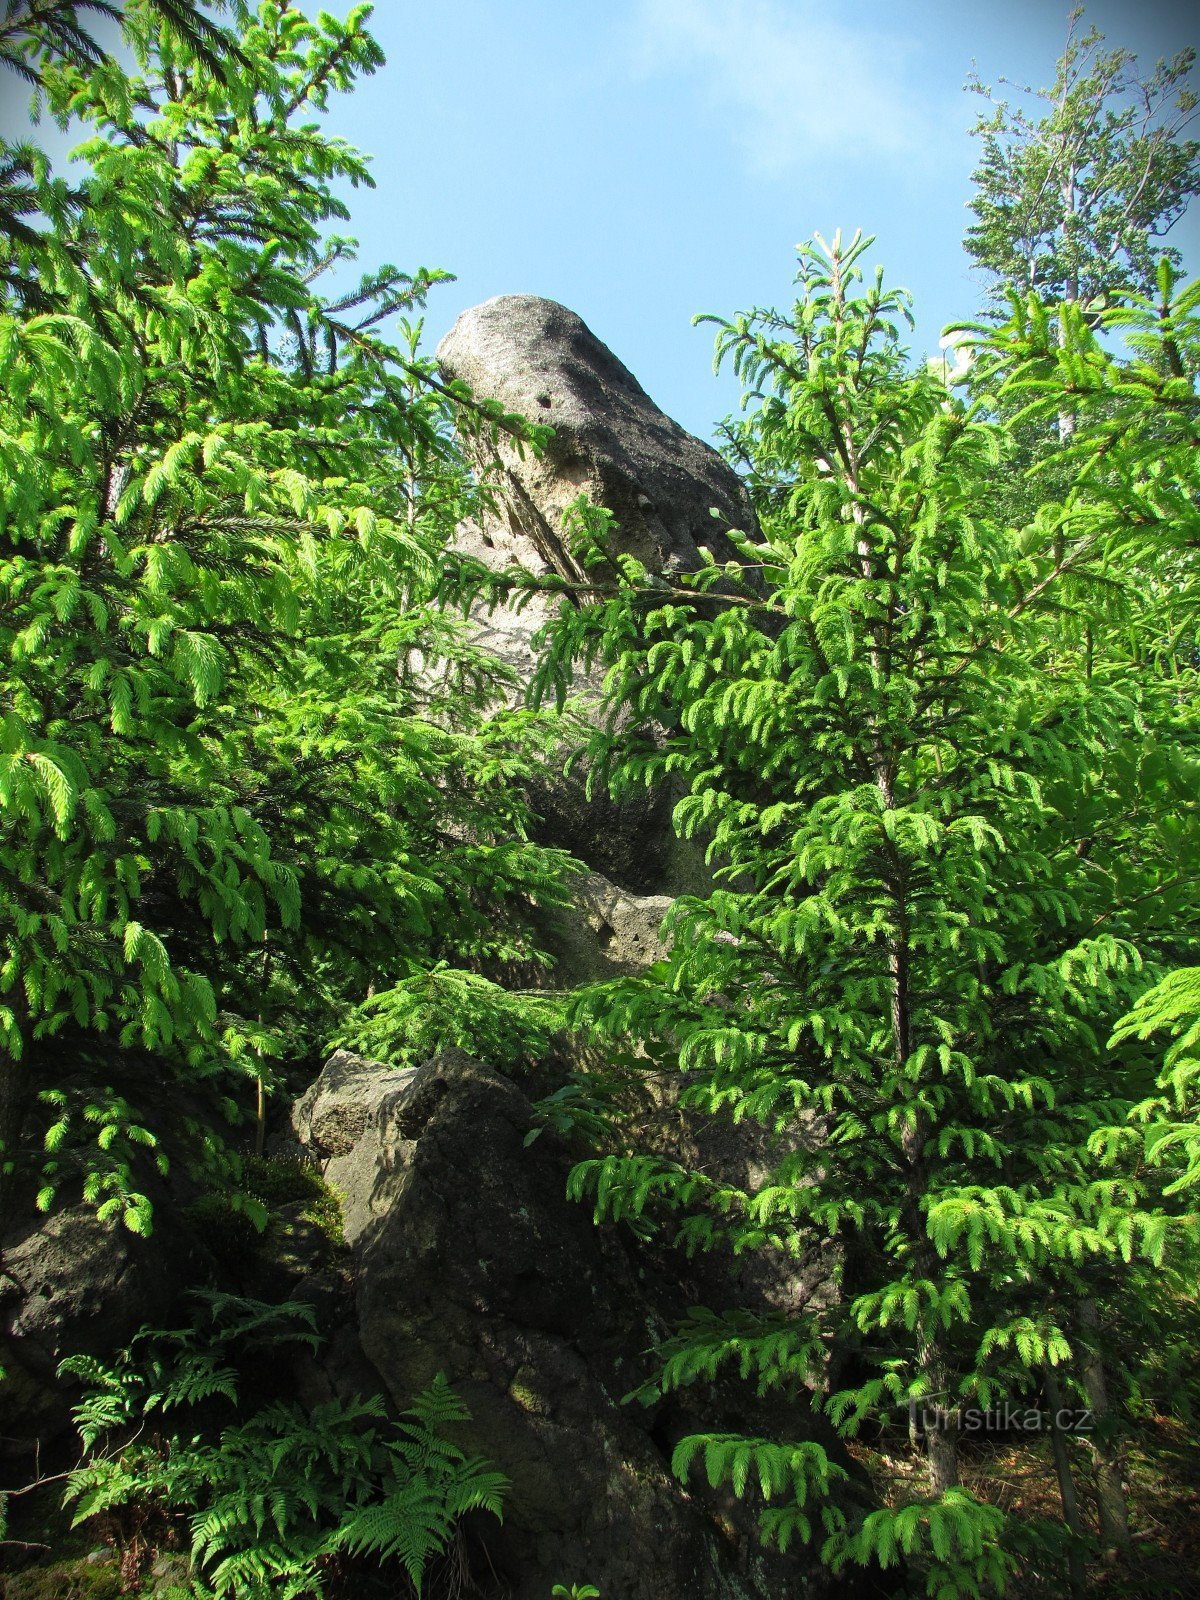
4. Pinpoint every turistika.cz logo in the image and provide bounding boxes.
[908,1395,1095,1435]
